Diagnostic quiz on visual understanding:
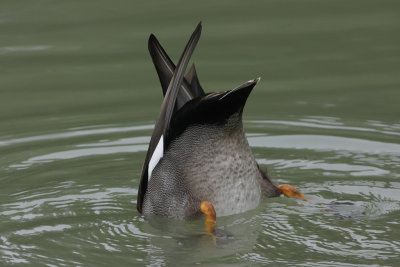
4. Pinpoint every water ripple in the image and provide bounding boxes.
[258,158,389,176]
[250,120,400,137]
[14,224,72,236]
[0,125,153,147]
[1,187,136,218]
[248,134,400,155]
[11,145,148,169]
[2,120,400,265]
